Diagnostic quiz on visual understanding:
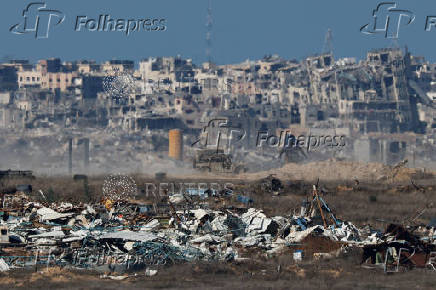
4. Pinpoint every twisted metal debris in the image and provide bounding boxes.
[0,183,435,273]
